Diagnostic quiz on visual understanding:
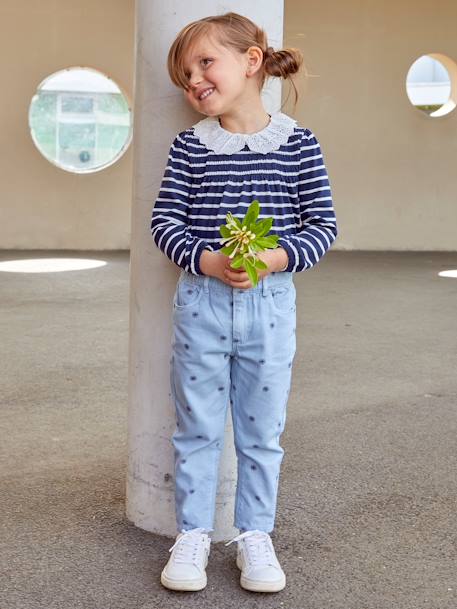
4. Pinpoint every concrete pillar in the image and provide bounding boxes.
[127,0,284,543]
